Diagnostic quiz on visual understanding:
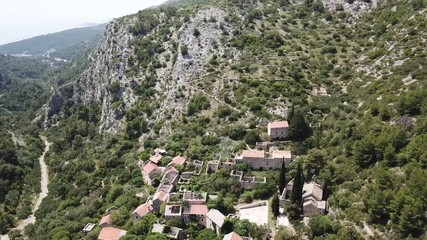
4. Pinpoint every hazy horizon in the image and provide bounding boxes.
[0,0,168,45]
